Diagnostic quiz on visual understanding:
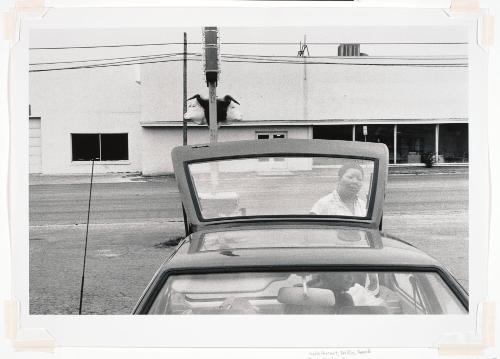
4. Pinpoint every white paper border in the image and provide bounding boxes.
[1,0,497,354]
